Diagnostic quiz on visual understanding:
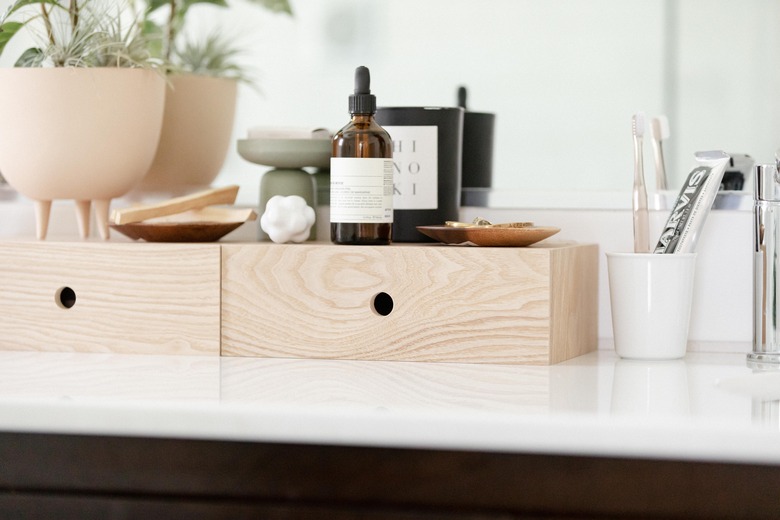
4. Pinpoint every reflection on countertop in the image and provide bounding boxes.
[0,346,776,464]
